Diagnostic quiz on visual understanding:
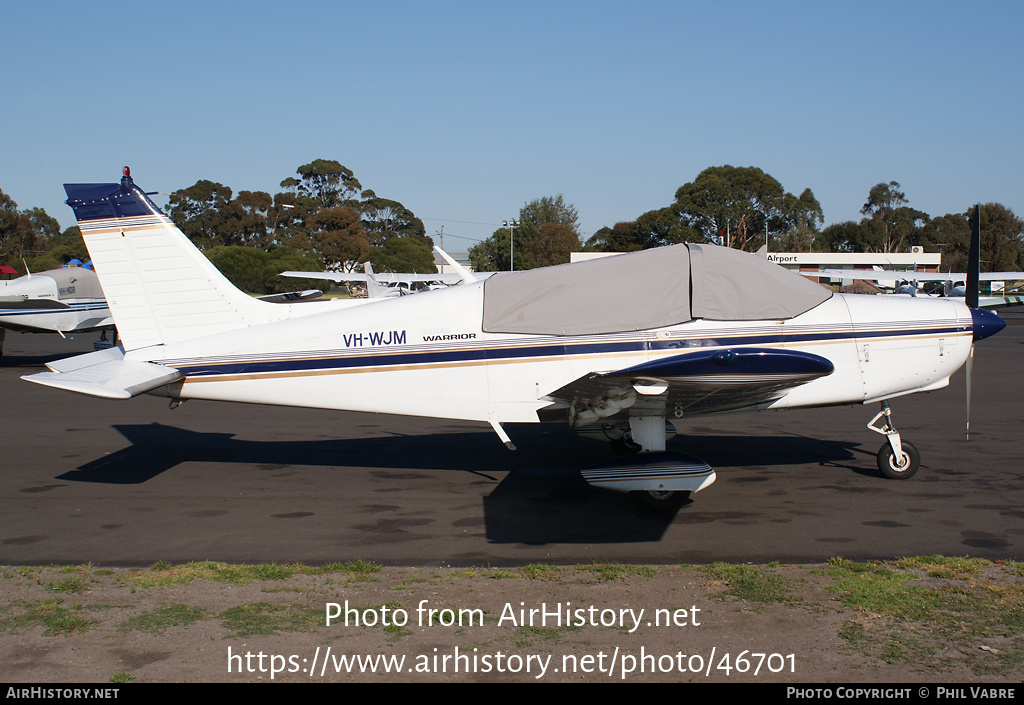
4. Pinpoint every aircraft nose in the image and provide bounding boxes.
[971,307,1007,341]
